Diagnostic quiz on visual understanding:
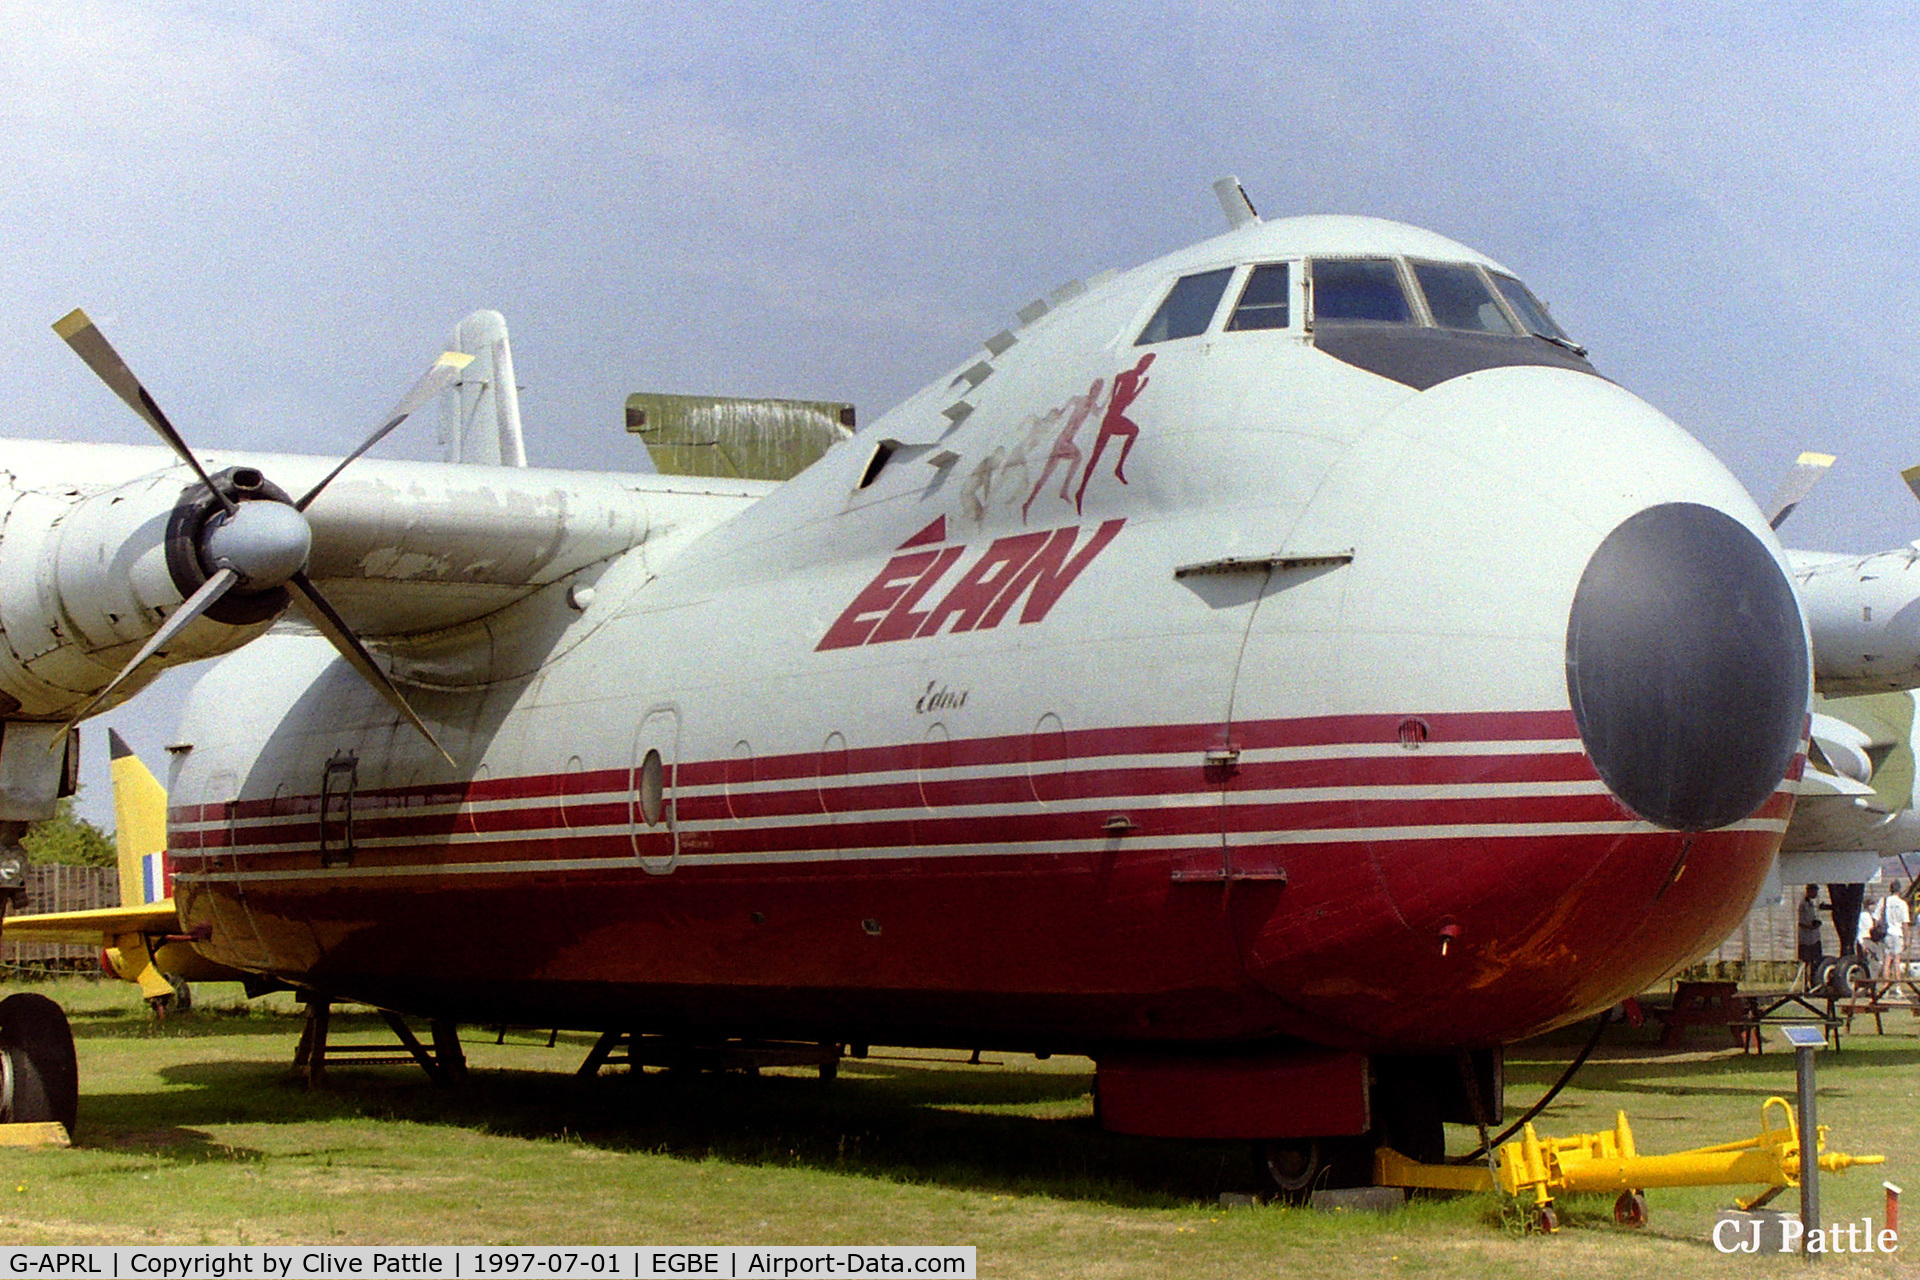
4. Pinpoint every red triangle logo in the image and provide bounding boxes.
[898,517,947,549]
